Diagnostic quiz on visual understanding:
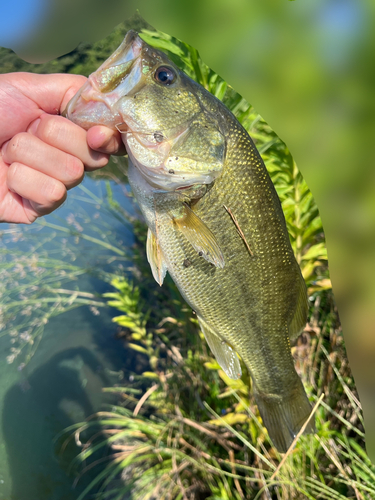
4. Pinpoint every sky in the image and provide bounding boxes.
[0,0,364,53]
[0,0,46,48]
